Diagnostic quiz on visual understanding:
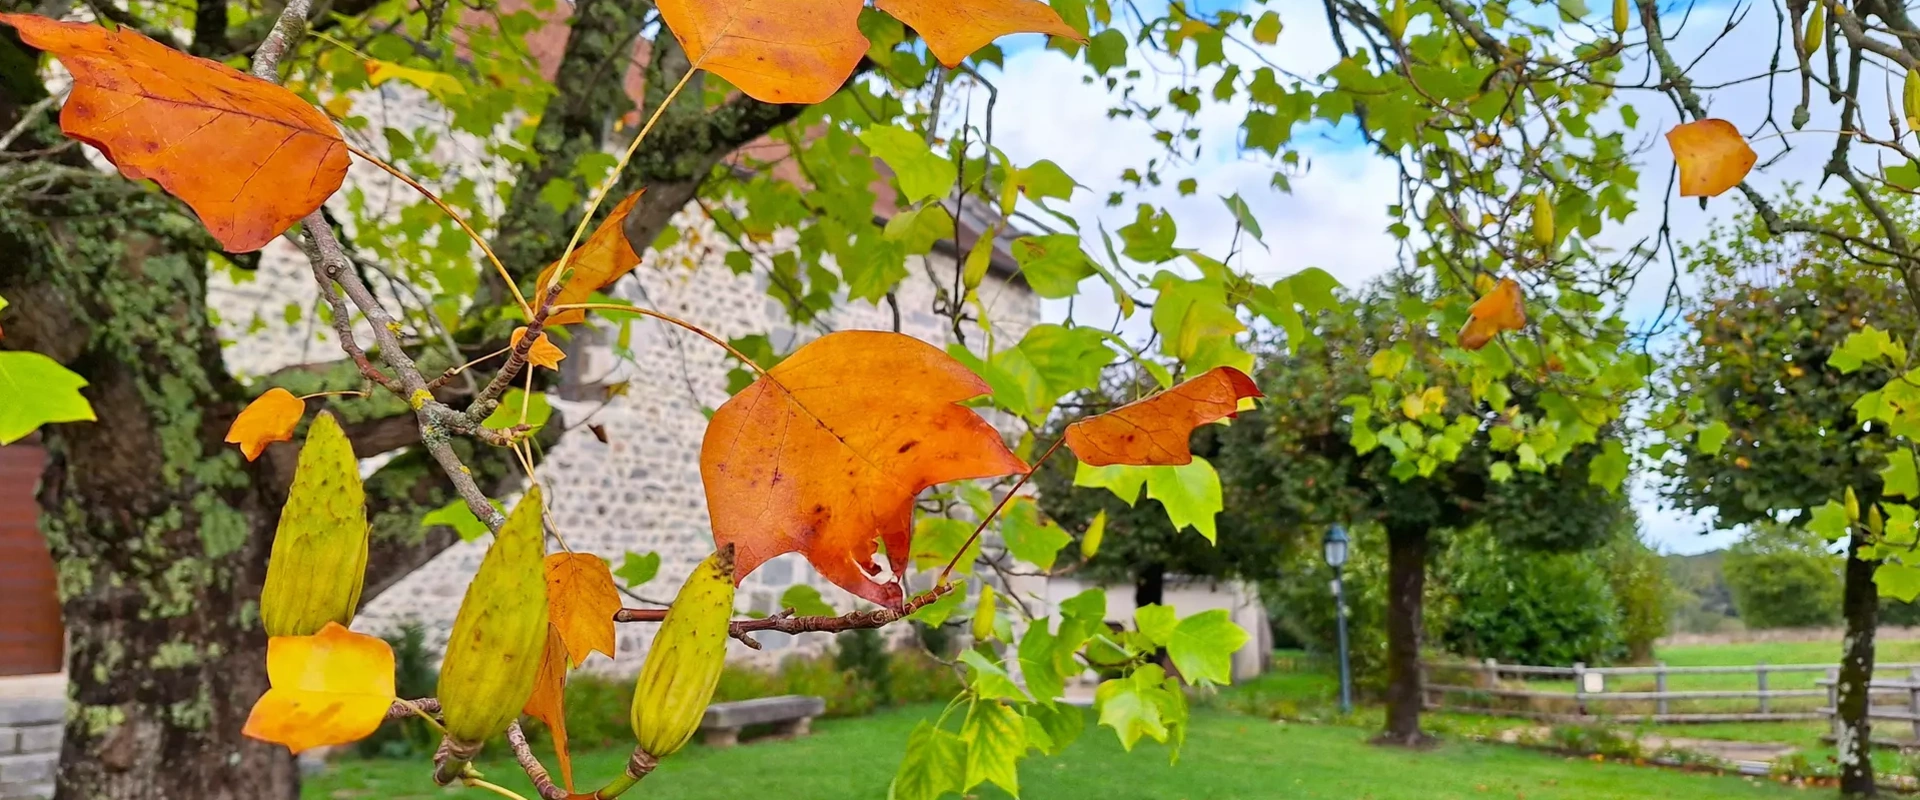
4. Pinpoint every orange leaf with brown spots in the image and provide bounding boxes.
[701,331,1028,608]
[534,190,645,326]
[655,0,1082,105]
[544,553,619,667]
[1458,277,1526,350]
[0,14,349,252]
[1063,367,1262,467]
[512,327,567,370]
[522,625,574,792]
[1666,119,1756,198]
[226,387,306,461]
